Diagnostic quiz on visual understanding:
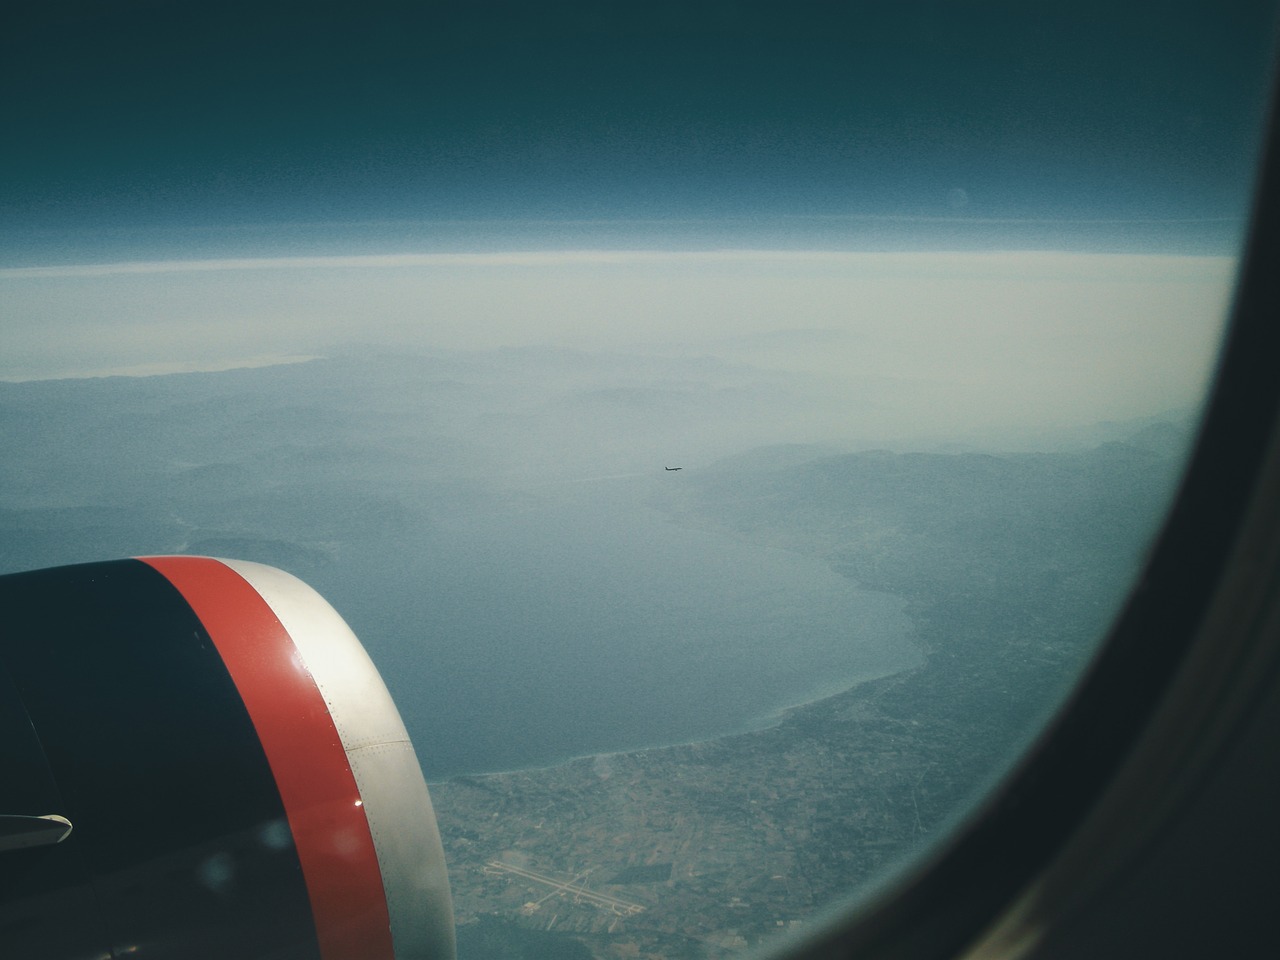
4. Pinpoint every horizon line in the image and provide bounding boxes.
[0,247,1236,280]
